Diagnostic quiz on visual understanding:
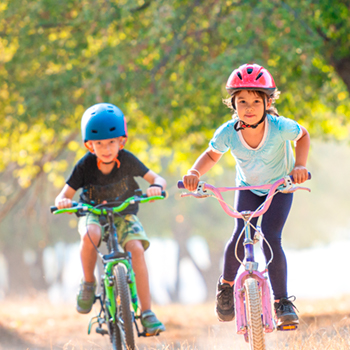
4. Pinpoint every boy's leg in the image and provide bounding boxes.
[77,221,101,314]
[119,215,165,335]
[124,240,151,311]
[124,239,165,335]
[80,223,101,282]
